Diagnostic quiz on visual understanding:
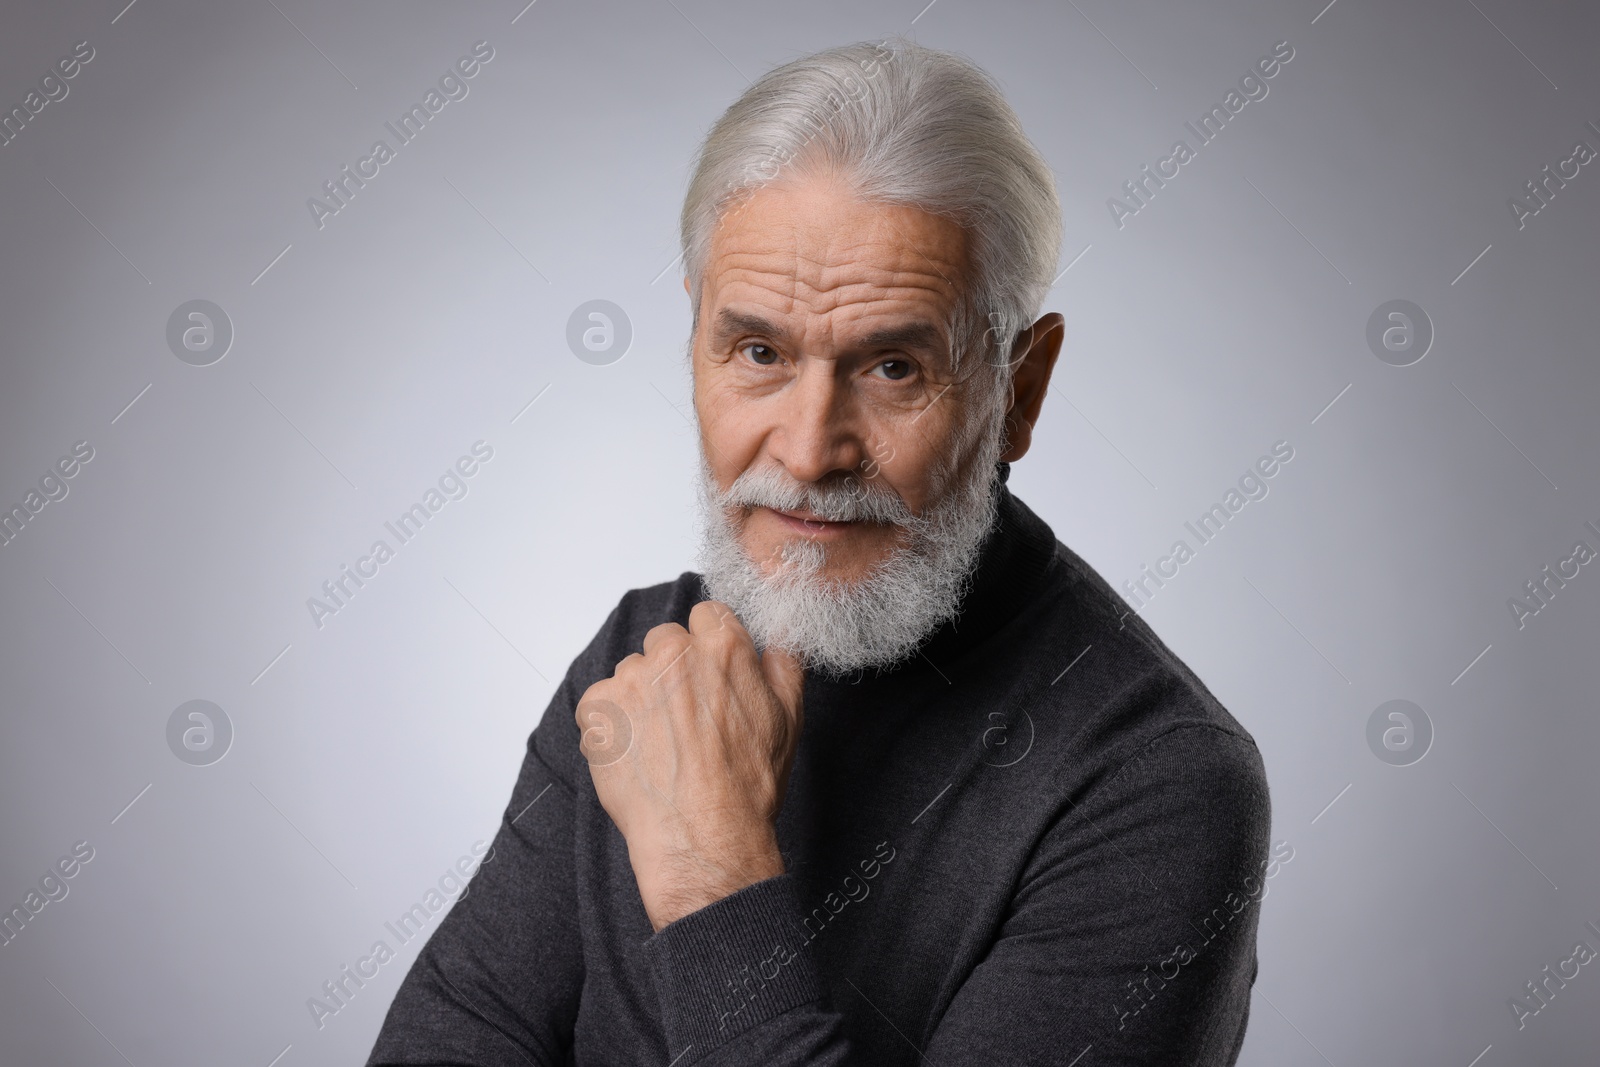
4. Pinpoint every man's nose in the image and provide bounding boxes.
[769,364,865,484]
